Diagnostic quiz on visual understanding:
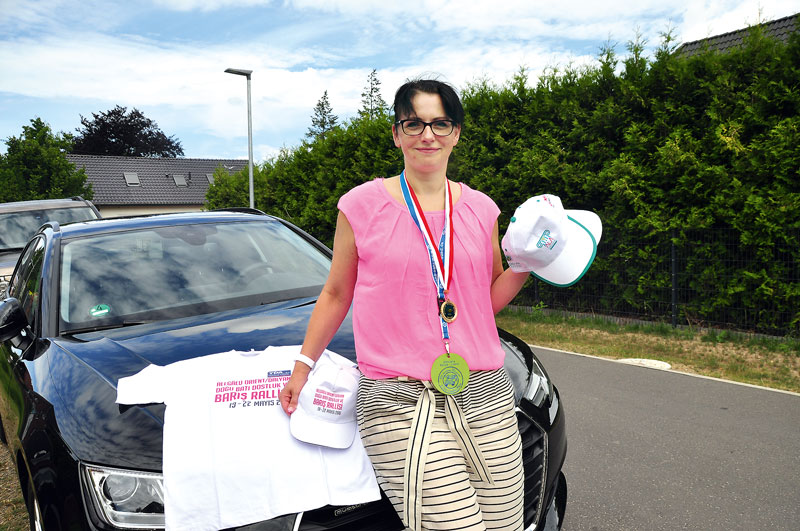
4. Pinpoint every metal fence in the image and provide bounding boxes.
[514,228,800,337]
